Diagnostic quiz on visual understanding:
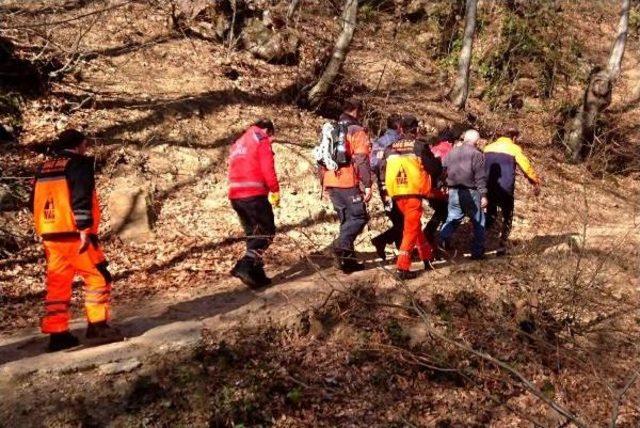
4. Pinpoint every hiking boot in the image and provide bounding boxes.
[470,253,485,261]
[437,241,457,259]
[423,260,435,271]
[231,258,260,289]
[86,321,124,343]
[397,270,418,281]
[496,240,509,256]
[340,250,365,274]
[341,259,365,274]
[47,331,80,352]
[371,235,387,260]
[252,264,272,287]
